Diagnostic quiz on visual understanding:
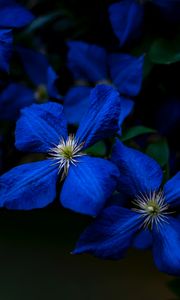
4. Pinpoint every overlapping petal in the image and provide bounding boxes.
[17,47,59,99]
[76,85,121,149]
[47,66,61,99]
[15,102,68,153]
[60,155,119,216]
[108,0,144,46]
[109,53,144,97]
[0,159,58,209]
[67,41,108,82]
[73,206,141,259]
[152,217,180,275]
[118,96,134,130]
[112,140,163,197]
